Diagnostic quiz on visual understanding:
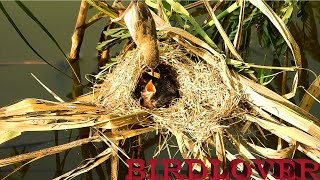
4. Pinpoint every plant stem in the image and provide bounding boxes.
[69,0,89,98]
